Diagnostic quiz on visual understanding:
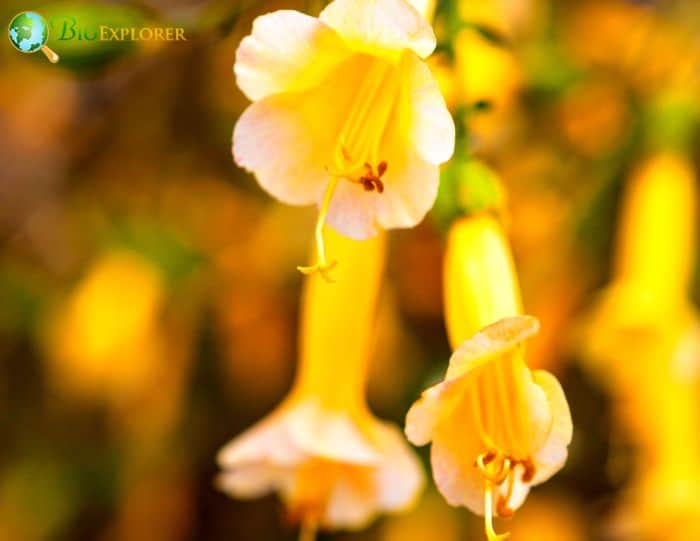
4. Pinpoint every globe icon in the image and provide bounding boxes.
[8,11,59,63]
[9,11,48,53]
